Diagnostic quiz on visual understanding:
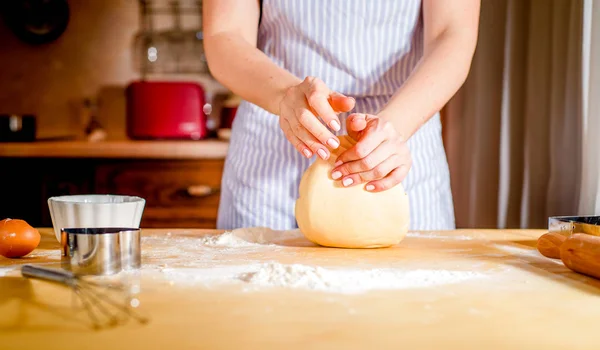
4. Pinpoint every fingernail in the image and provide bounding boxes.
[329,120,341,131]
[366,184,375,191]
[342,178,353,187]
[332,171,342,180]
[317,149,328,159]
[302,149,312,158]
[327,138,339,148]
[334,160,343,167]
